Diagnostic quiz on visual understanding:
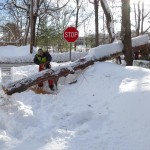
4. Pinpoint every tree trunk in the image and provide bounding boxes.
[100,0,115,43]
[94,0,99,47]
[141,1,144,34]
[32,15,37,47]
[24,19,30,45]
[121,0,133,66]
[136,1,141,36]
[74,0,80,51]
[89,0,99,46]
